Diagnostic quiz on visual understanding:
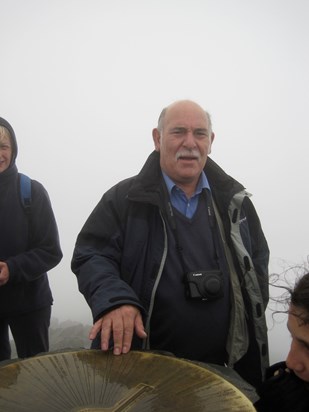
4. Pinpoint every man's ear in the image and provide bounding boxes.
[152,128,161,151]
[208,132,215,154]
